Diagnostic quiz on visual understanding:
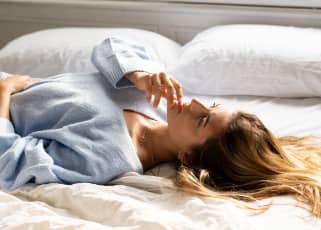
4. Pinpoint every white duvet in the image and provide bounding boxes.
[1,94,321,230]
